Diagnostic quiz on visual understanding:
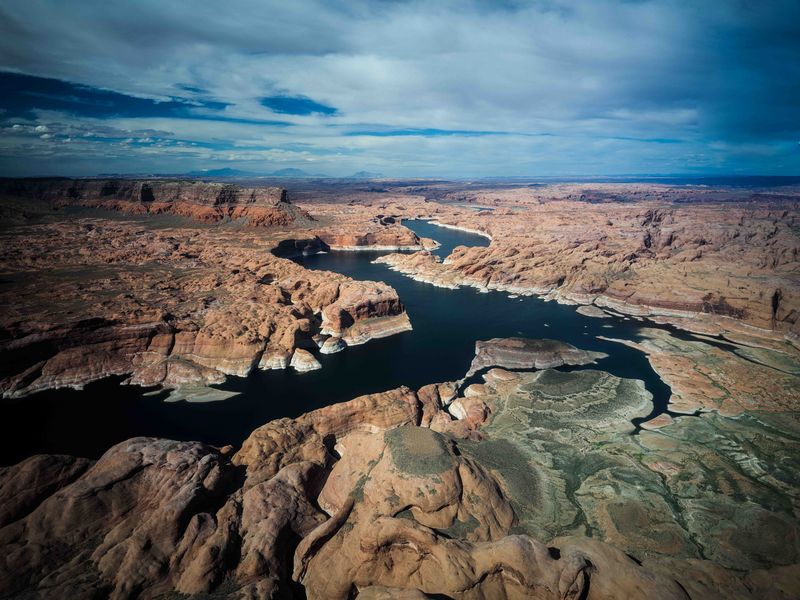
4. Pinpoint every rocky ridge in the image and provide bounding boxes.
[465,337,608,377]
[0,218,411,398]
[372,200,800,346]
[2,180,800,597]
[0,178,312,227]
[1,340,797,598]
[600,327,800,415]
